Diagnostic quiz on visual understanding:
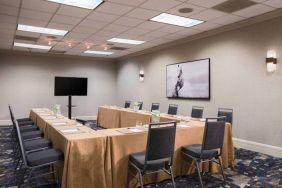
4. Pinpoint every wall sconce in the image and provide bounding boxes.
[139,70,144,82]
[266,50,277,73]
